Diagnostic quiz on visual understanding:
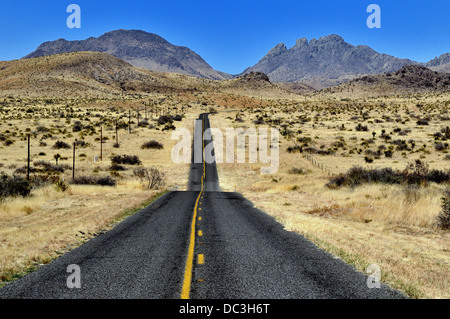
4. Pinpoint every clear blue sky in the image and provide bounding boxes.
[0,0,449,74]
